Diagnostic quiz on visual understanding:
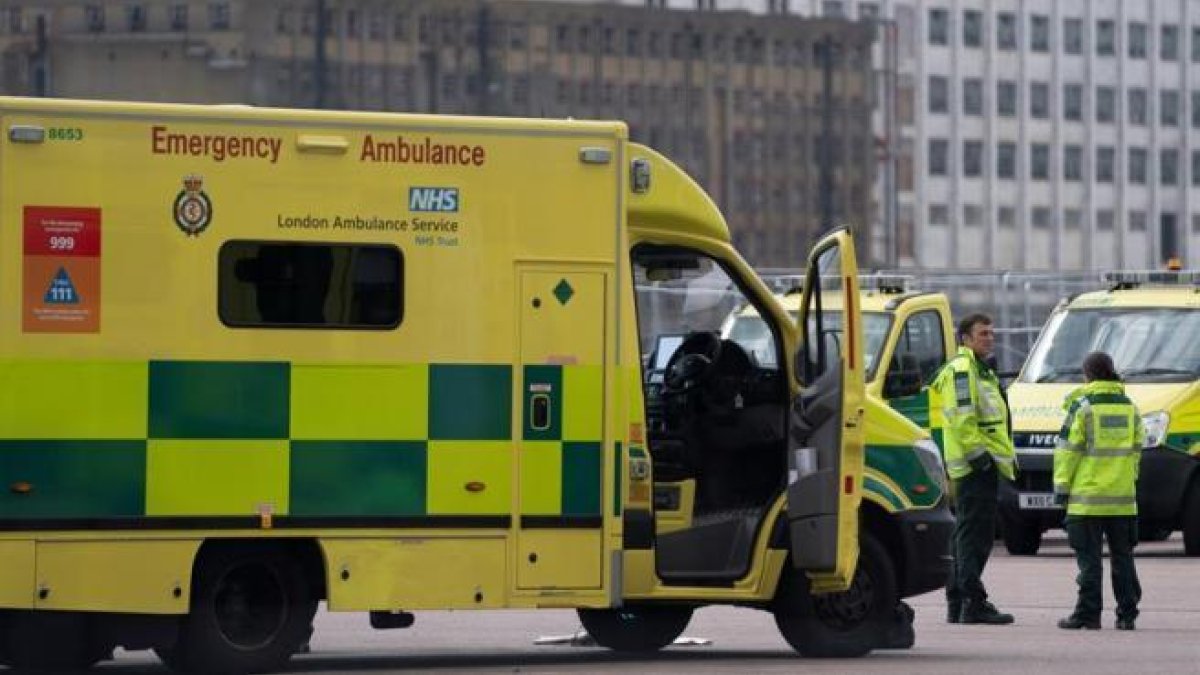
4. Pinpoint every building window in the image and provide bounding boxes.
[85,5,105,32]
[997,141,1017,179]
[127,4,146,31]
[1129,147,1148,184]
[928,9,949,46]
[1031,206,1054,229]
[859,3,880,20]
[208,2,230,30]
[1030,15,1050,52]
[218,242,403,329]
[822,1,846,18]
[1063,84,1083,121]
[171,4,188,31]
[997,12,1017,50]
[996,80,1017,116]
[1161,149,1179,185]
[928,75,949,113]
[1129,22,1147,58]
[963,78,983,115]
[963,10,983,47]
[1031,144,1050,180]
[1064,145,1083,181]
[1063,209,1083,230]
[1129,88,1148,126]
[928,138,949,175]
[998,206,1016,229]
[1193,26,1200,62]
[1064,18,1083,55]
[1096,146,1115,182]
[1193,150,1200,185]
[929,203,950,226]
[1096,20,1115,56]
[1193,213,1200,233]
[1030,82,1049,118]
[1097,209,1115,231]
[1096,86,1116,123]
[1162,25,1180,61]
[963,140,984,177]
[1129,211,1147,232]
[1161,90,1180,126]
[963,204,984,227]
